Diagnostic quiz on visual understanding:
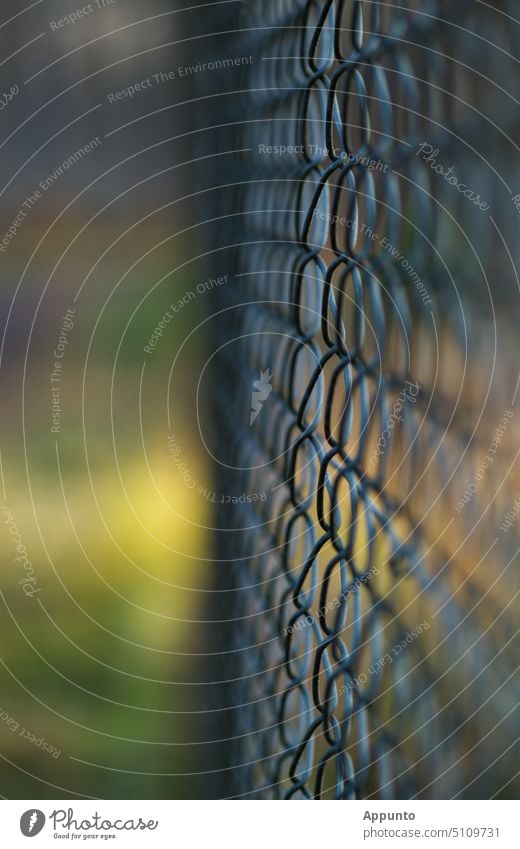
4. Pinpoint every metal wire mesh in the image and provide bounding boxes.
[207,0,520,800]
